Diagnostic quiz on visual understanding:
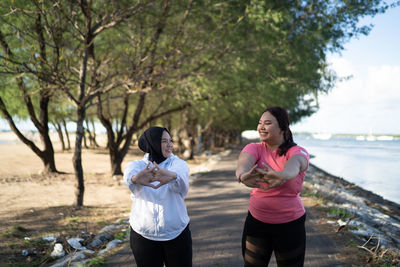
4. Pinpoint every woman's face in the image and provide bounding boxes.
[257,111,284,144]
[161,131,174,158]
